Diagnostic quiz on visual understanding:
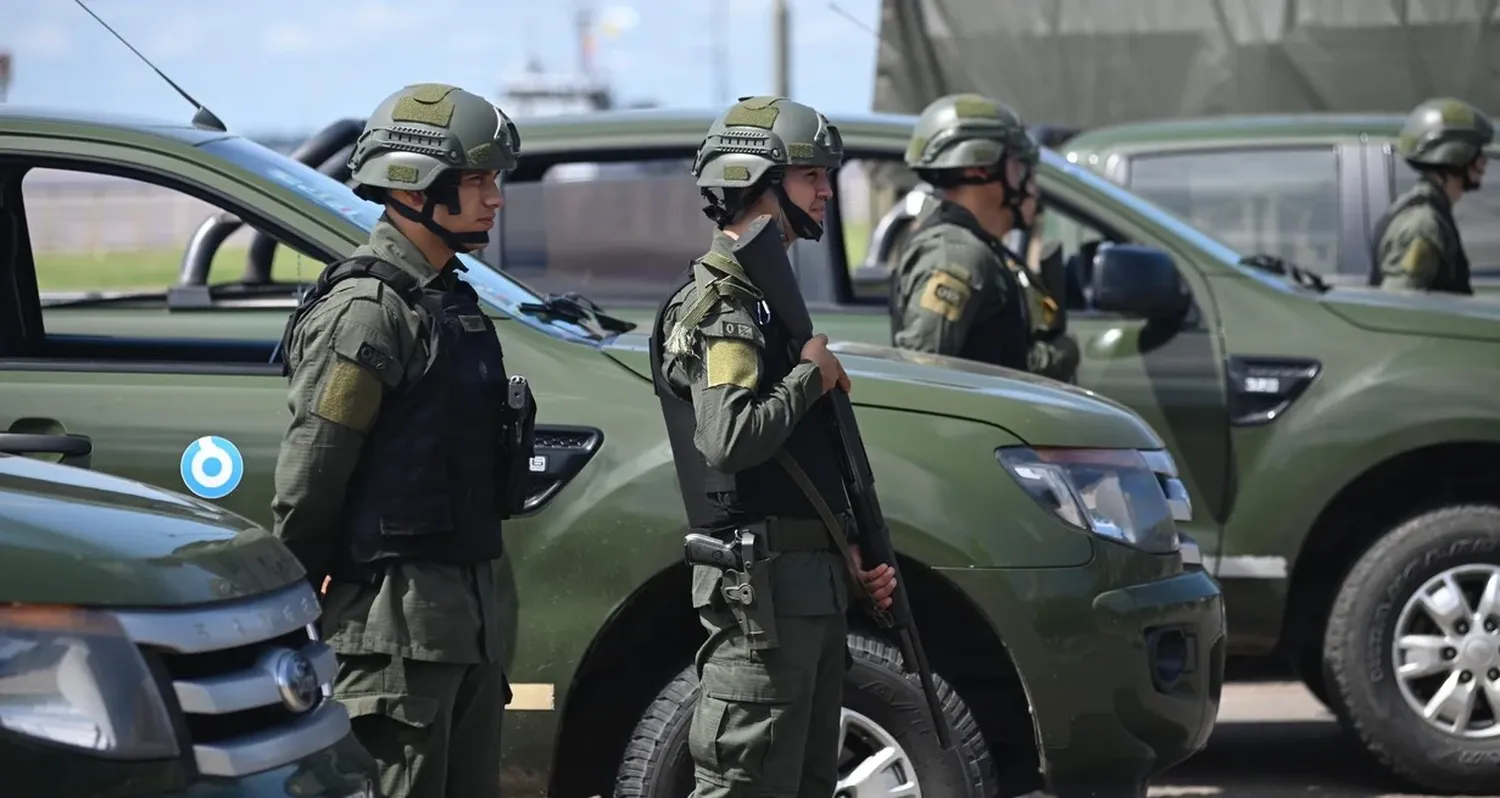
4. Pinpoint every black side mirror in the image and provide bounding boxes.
[1091,243,1190,320]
